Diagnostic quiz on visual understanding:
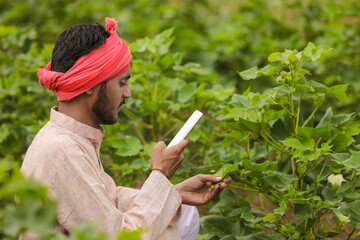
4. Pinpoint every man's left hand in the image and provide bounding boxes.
[174,174,228,205]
